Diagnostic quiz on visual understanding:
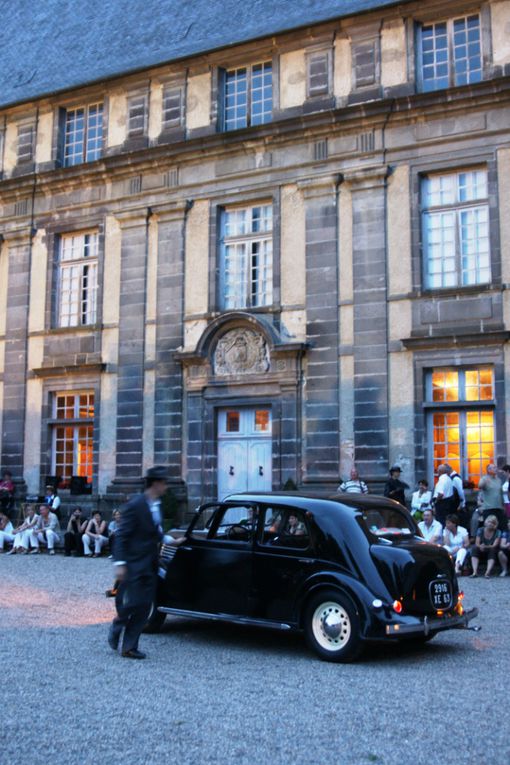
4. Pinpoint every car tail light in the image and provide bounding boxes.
[392,600,403,614]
